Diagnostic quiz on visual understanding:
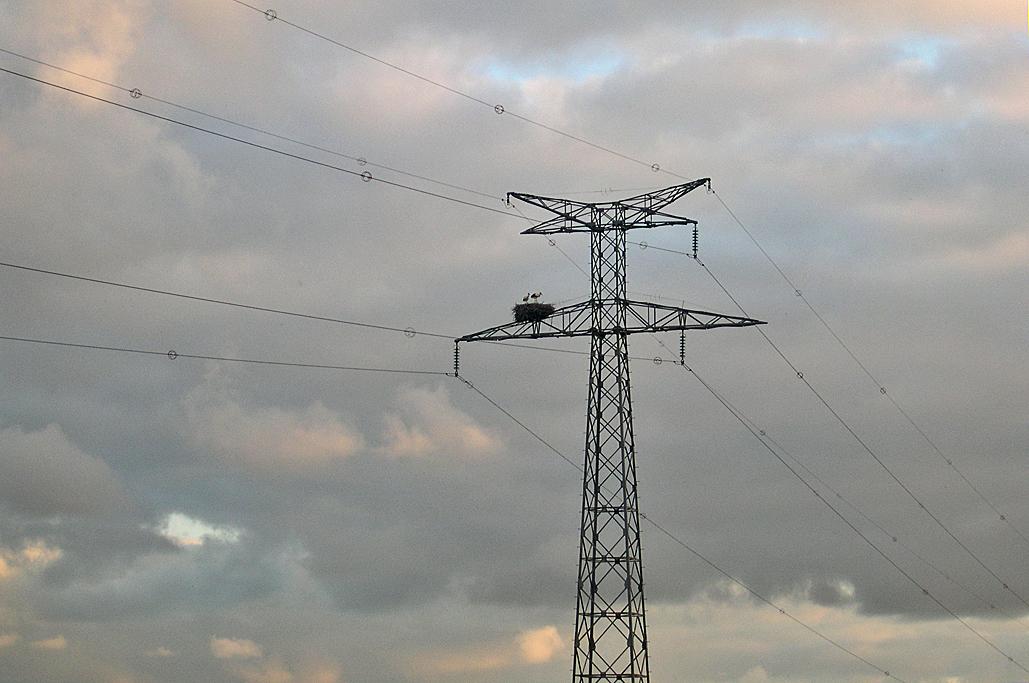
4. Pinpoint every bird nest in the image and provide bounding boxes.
[512,302,555,322]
